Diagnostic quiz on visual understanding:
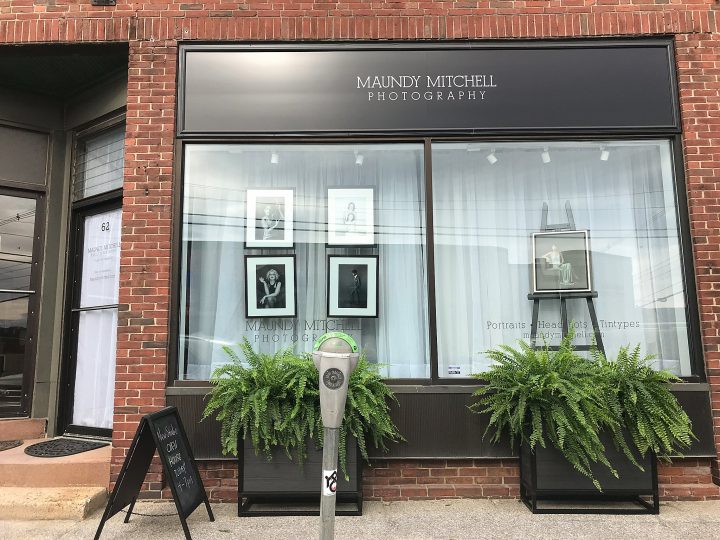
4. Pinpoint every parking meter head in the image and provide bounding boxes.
[313,332,358,354]
[312,346,360,428]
